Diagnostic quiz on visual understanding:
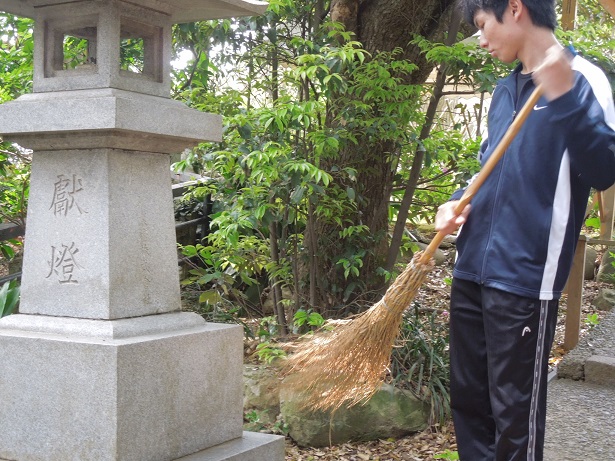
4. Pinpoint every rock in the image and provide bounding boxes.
[262,287,293,316]
[414,223,436,237]
[584,355,615,385]
[596,250,615,283]
[591,288,615,311]
[416,242,448,266]
[280,383,429,447]
[244,365,282,424]
[442,234,458,247]
[557,359,585,380]
[584,246,598,280]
